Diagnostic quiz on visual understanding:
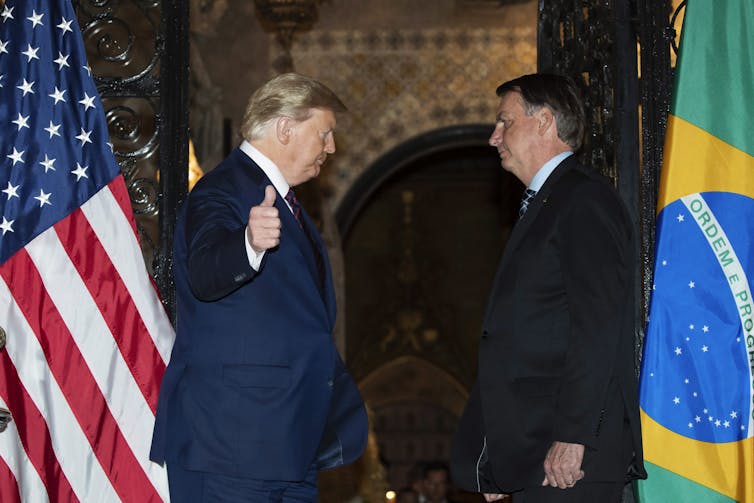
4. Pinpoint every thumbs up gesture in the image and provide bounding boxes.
[247,185,281,253]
